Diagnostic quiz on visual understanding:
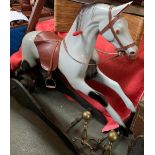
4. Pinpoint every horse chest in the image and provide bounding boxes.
[34,31,62,72]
